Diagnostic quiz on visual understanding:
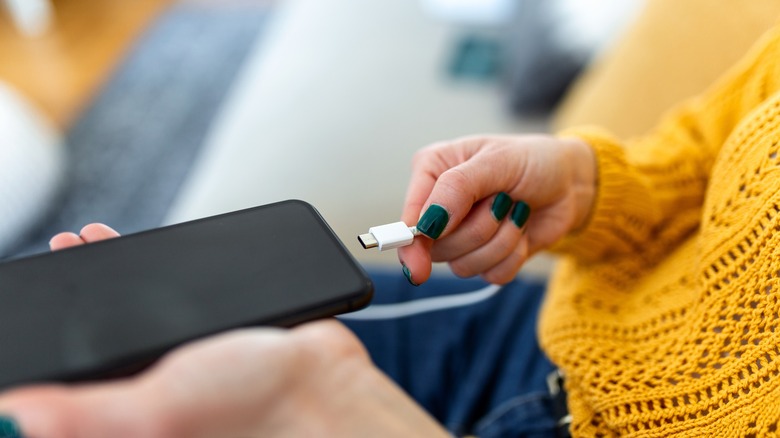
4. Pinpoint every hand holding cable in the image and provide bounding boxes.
[360,134,597,286]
